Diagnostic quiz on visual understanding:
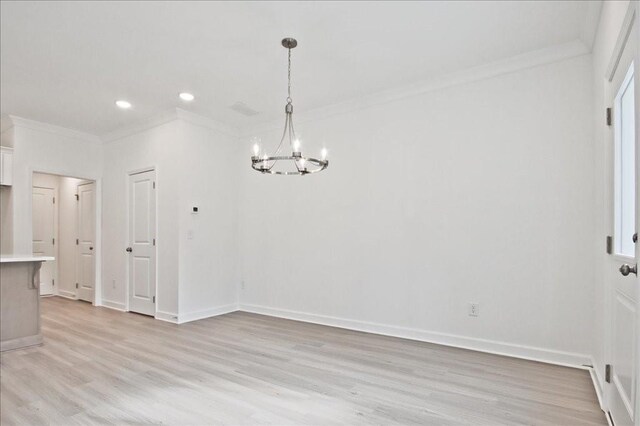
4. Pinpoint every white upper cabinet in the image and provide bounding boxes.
[0,147,13,186]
